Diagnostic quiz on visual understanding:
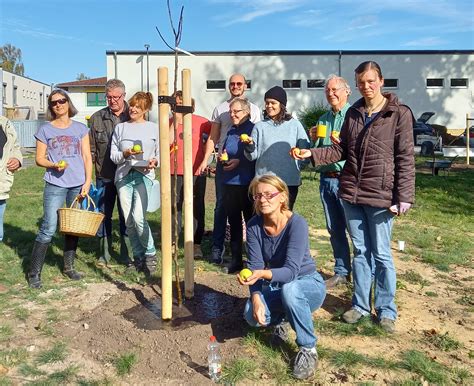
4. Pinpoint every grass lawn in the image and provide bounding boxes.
[0,155,472,384]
